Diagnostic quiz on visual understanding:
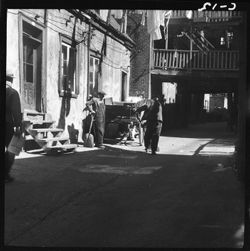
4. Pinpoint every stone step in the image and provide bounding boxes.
[29,128,63,133]
[28,128,63,139]
[44,144,77,155]
[31,120,55,127]
[23,120,55,131]
[36,136,70,148]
